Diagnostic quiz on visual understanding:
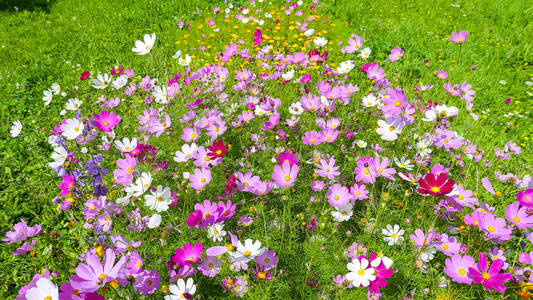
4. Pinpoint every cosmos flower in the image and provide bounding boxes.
[388,46,404,62]
[93,110,121,133]
[417,173,455,197]
[449,30,468,43]
[272,161,299,187]
[132,33,156,55]
[468,252,512,293]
